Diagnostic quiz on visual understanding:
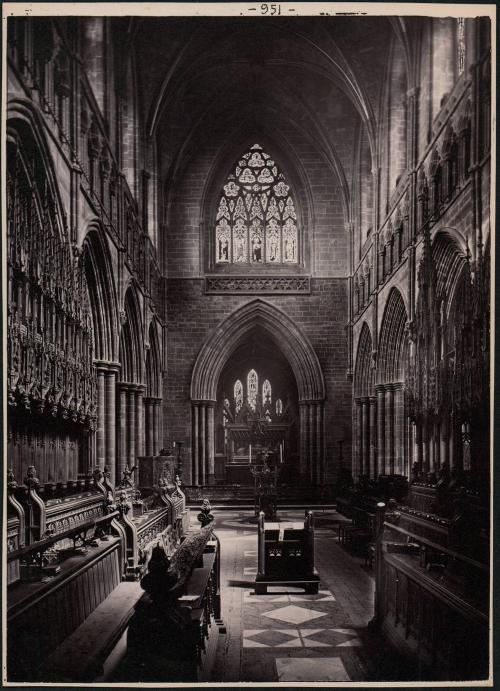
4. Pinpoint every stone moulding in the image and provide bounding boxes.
[204,275,311,294]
